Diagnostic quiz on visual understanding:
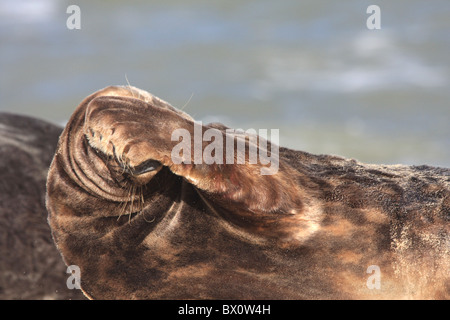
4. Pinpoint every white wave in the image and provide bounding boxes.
[254,31,447,95]
[0,0,58,23]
